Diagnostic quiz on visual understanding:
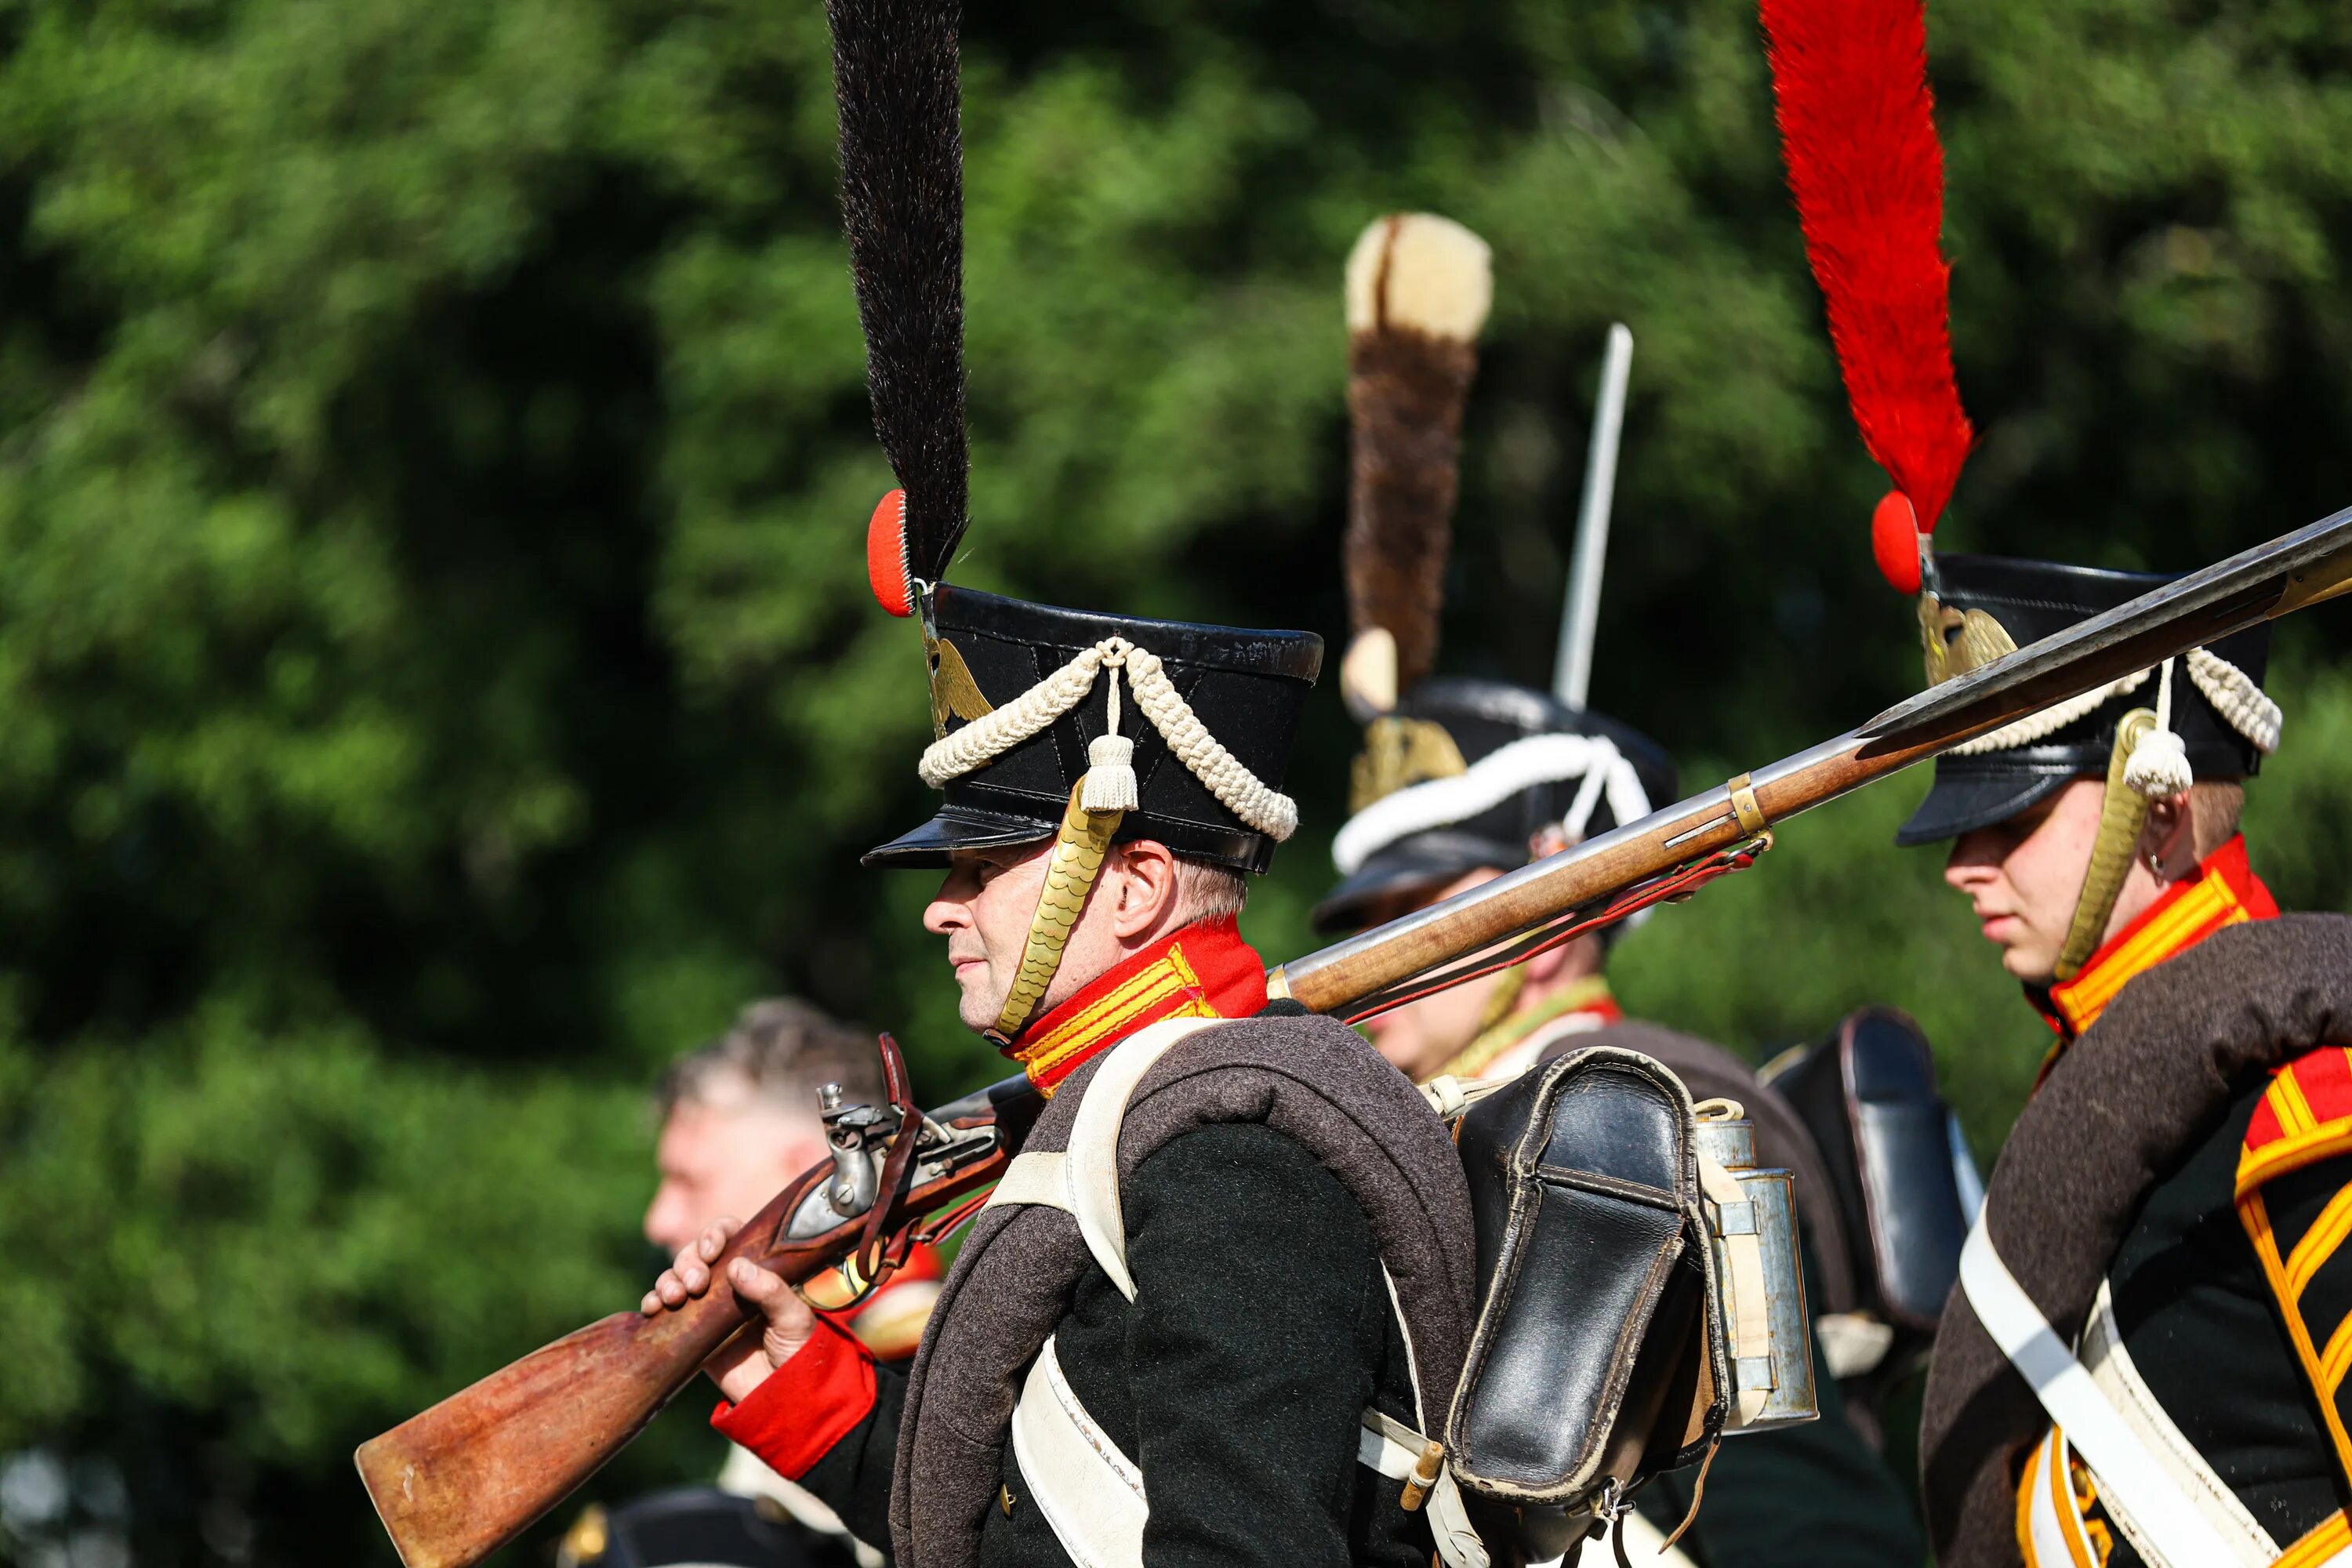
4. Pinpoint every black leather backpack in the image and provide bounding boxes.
[1442,1046,1733,1562]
